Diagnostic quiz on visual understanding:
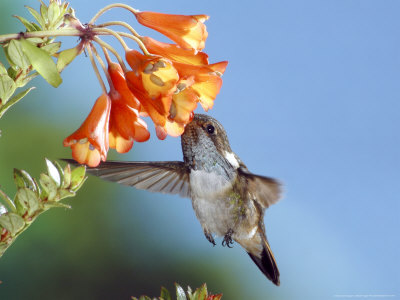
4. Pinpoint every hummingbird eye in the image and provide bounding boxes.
[206,124,215,134]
